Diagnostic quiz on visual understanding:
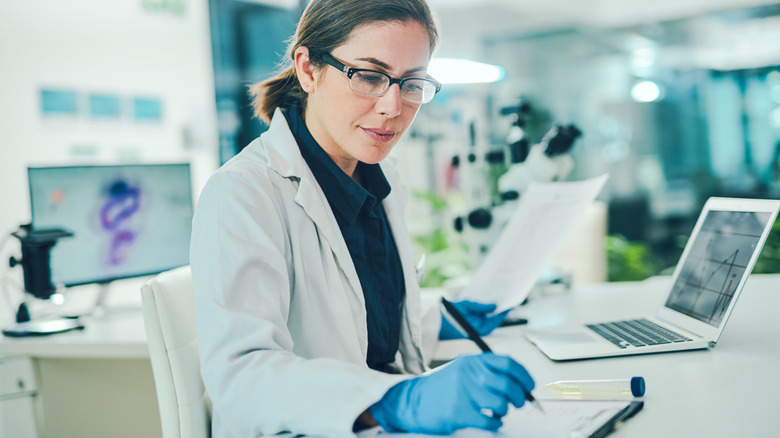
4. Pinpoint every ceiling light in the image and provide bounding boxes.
[428,58,504,84]
[631,80,662,102]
